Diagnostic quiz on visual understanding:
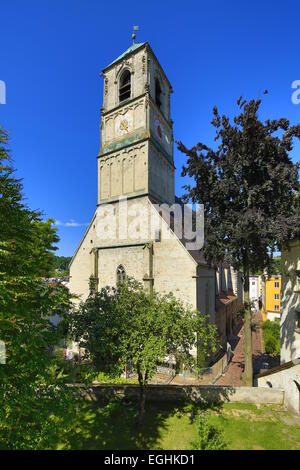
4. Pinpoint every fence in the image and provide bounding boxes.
[125,350,230,385]
[182,351,230,385]
[156,362,177,377]
[211,351,229,383]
